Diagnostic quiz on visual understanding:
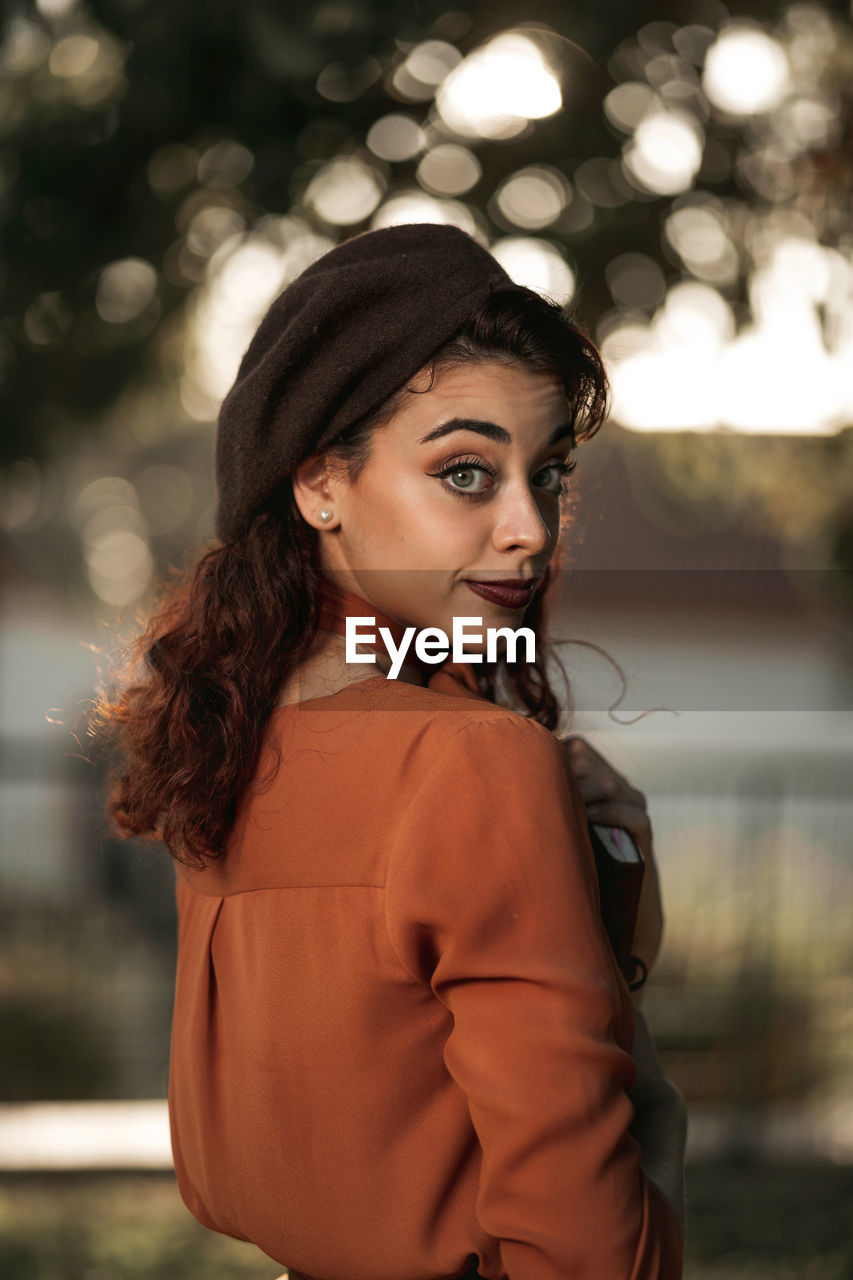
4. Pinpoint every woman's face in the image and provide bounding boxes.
[294,359,574,653]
